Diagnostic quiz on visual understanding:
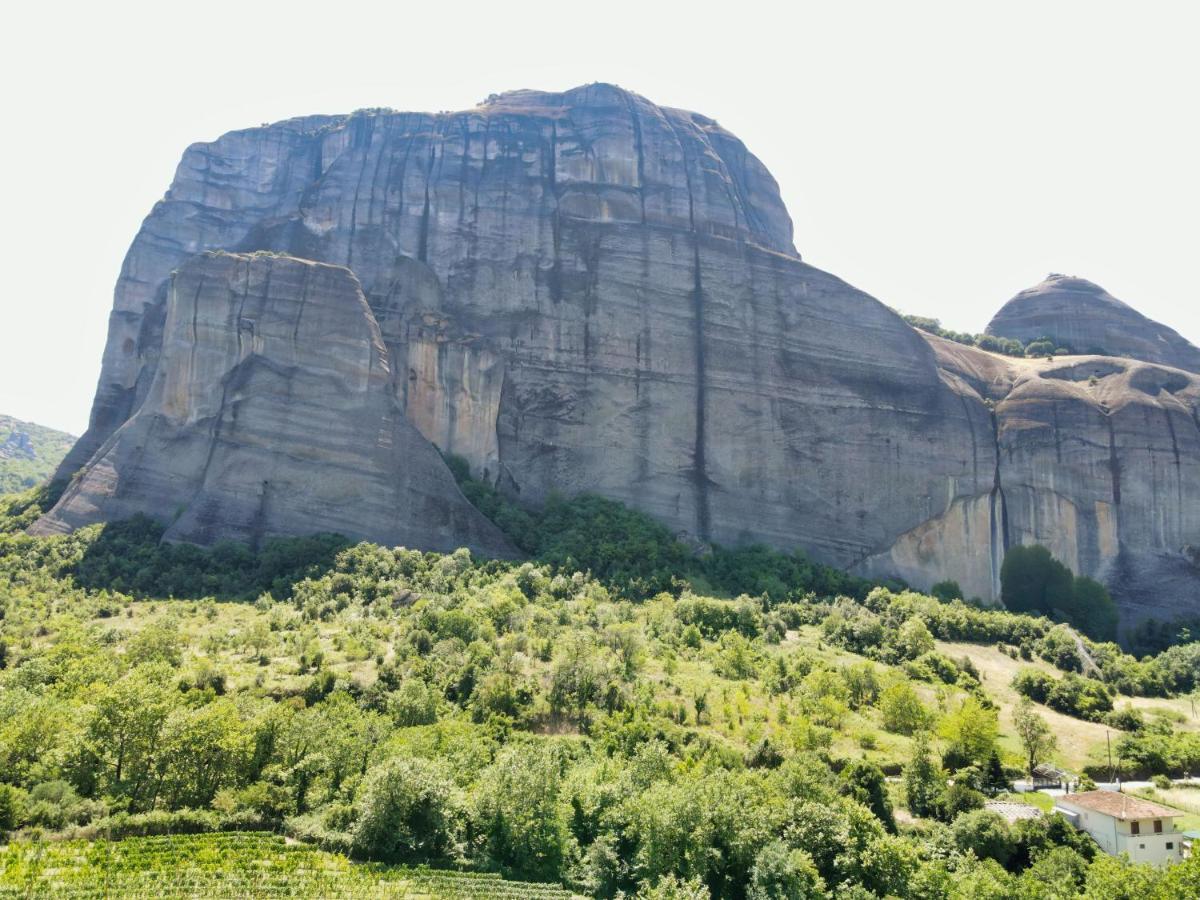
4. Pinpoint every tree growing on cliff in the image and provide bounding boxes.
[1000,545,1118,641]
